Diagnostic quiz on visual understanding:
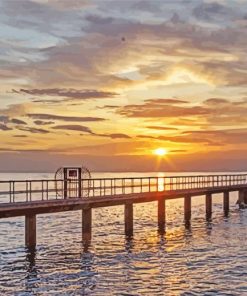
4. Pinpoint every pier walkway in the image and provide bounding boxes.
[0,174,247,248]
